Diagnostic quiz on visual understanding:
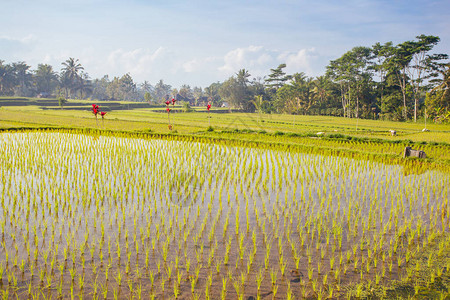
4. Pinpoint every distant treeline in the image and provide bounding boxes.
[0,34,448,122]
